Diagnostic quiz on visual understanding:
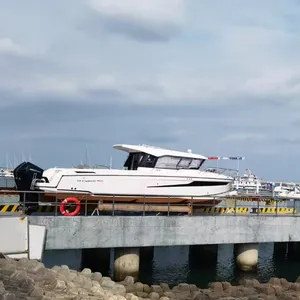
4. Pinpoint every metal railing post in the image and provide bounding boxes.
[85,195,88,216]
[191,196,193,216]
[143,196,145,216]
[112,195,115,216]
[293,199,296,216]
[257,198,260,216]
[168,197,170,216]
[55,193,58,216]
[276,198,278,216]
[234,197,237,216]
